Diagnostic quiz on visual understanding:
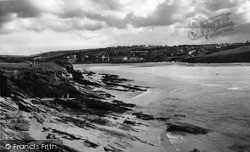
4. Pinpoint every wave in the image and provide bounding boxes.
[200,83,227,87]
[227,86,248,90]
[200,83,249,90]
